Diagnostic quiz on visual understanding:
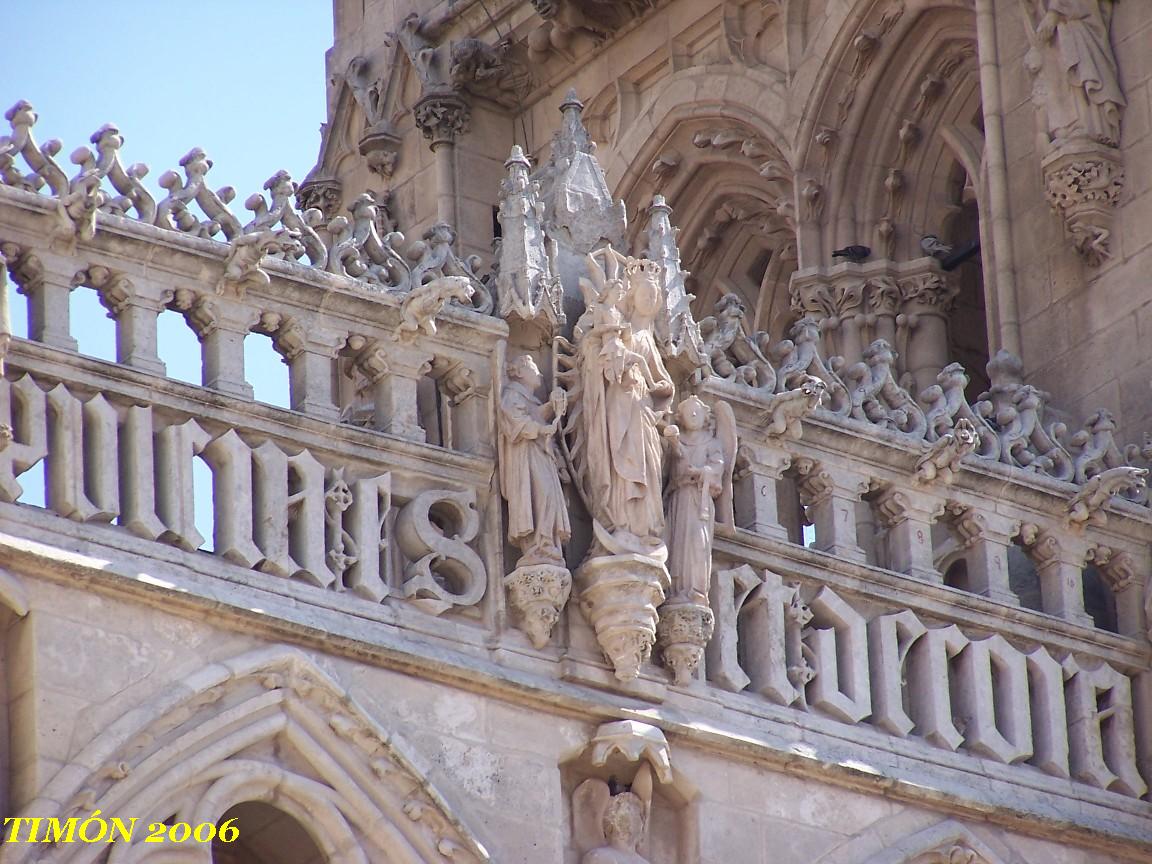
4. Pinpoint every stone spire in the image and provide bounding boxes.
[497,145,564,332]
